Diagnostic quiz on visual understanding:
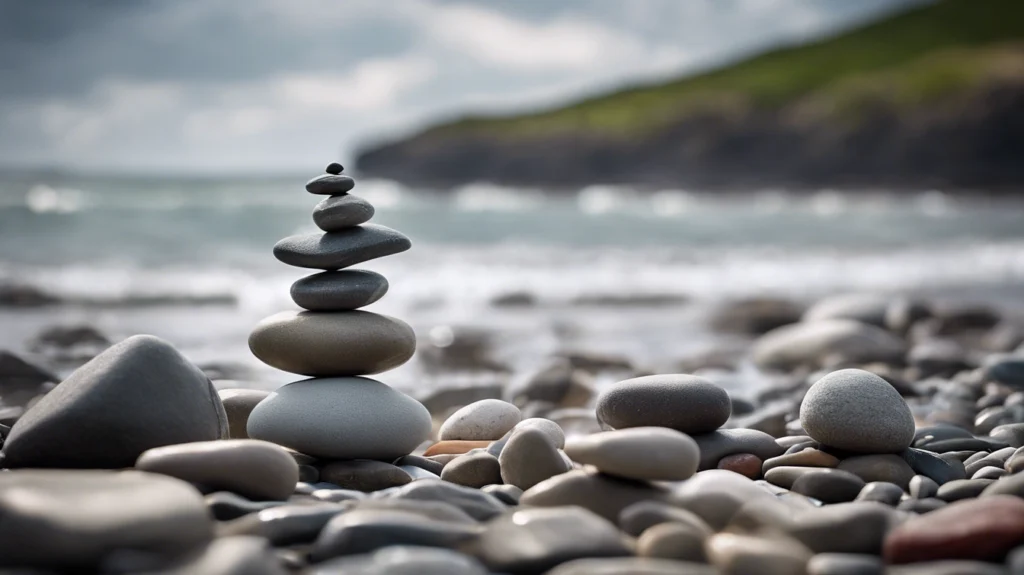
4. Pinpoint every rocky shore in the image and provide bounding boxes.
[3,174,1024,572]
